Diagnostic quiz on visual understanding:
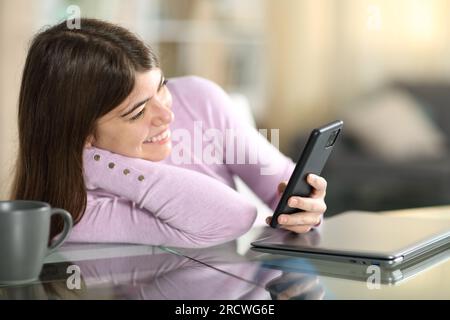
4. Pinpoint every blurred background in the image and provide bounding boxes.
[1,0,449,215]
